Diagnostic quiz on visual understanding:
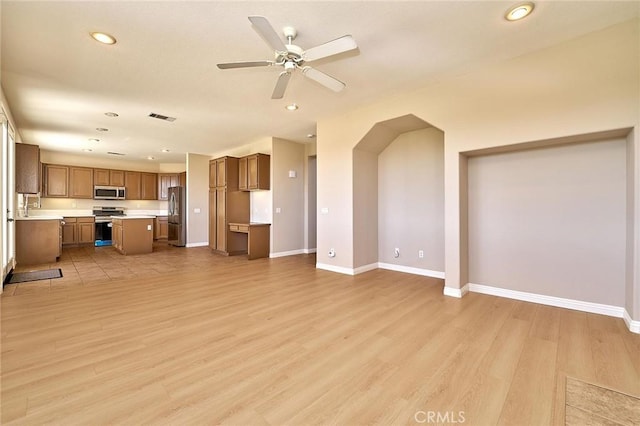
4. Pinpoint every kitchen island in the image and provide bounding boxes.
[112,216,154,255]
